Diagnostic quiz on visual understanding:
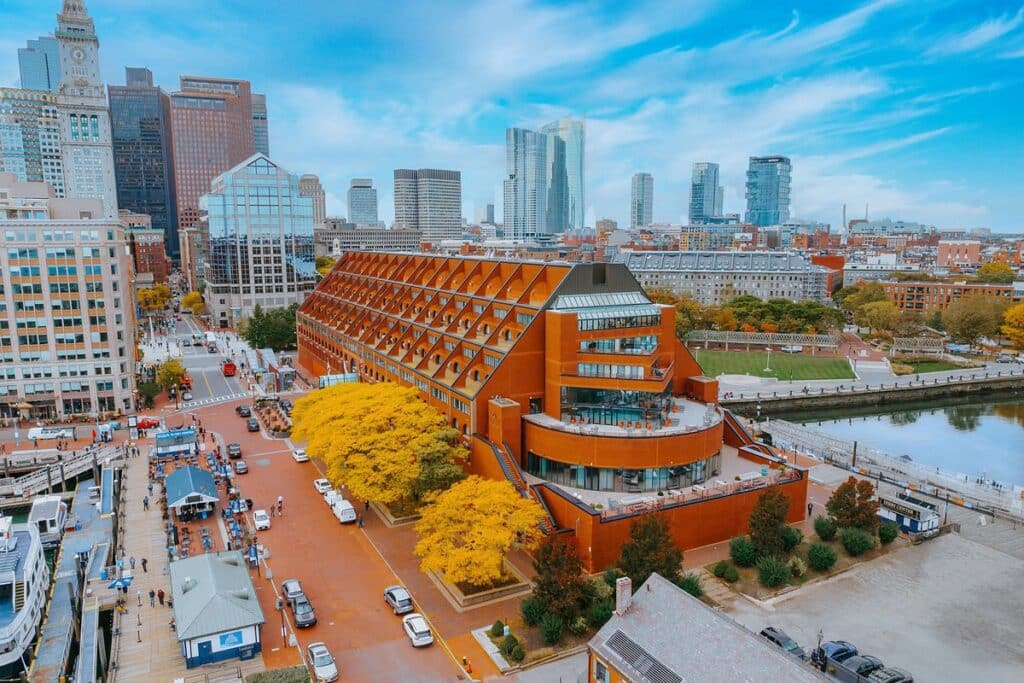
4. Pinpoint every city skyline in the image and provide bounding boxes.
[0,1,1022,231]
